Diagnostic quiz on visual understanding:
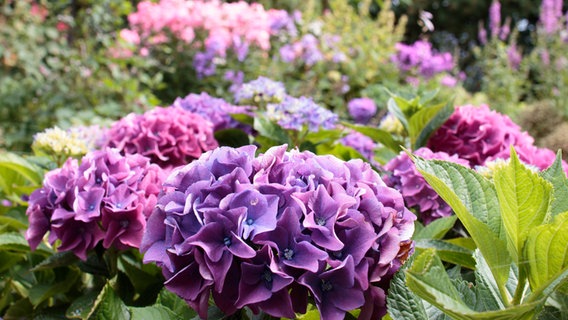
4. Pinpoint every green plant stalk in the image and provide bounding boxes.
[511,276,527,305]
